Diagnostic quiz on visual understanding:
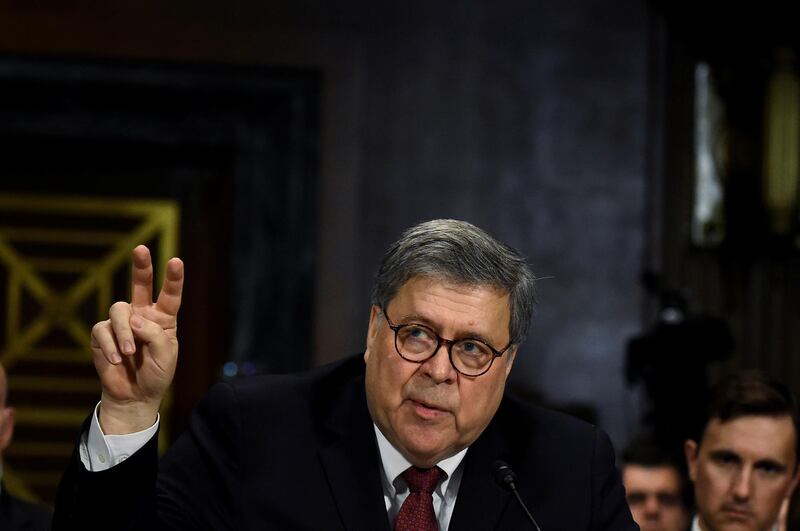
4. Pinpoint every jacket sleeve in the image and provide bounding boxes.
[589,428,639,531]
[157,382,242,530]
[53,415,160,531]
[53,382,242,531]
